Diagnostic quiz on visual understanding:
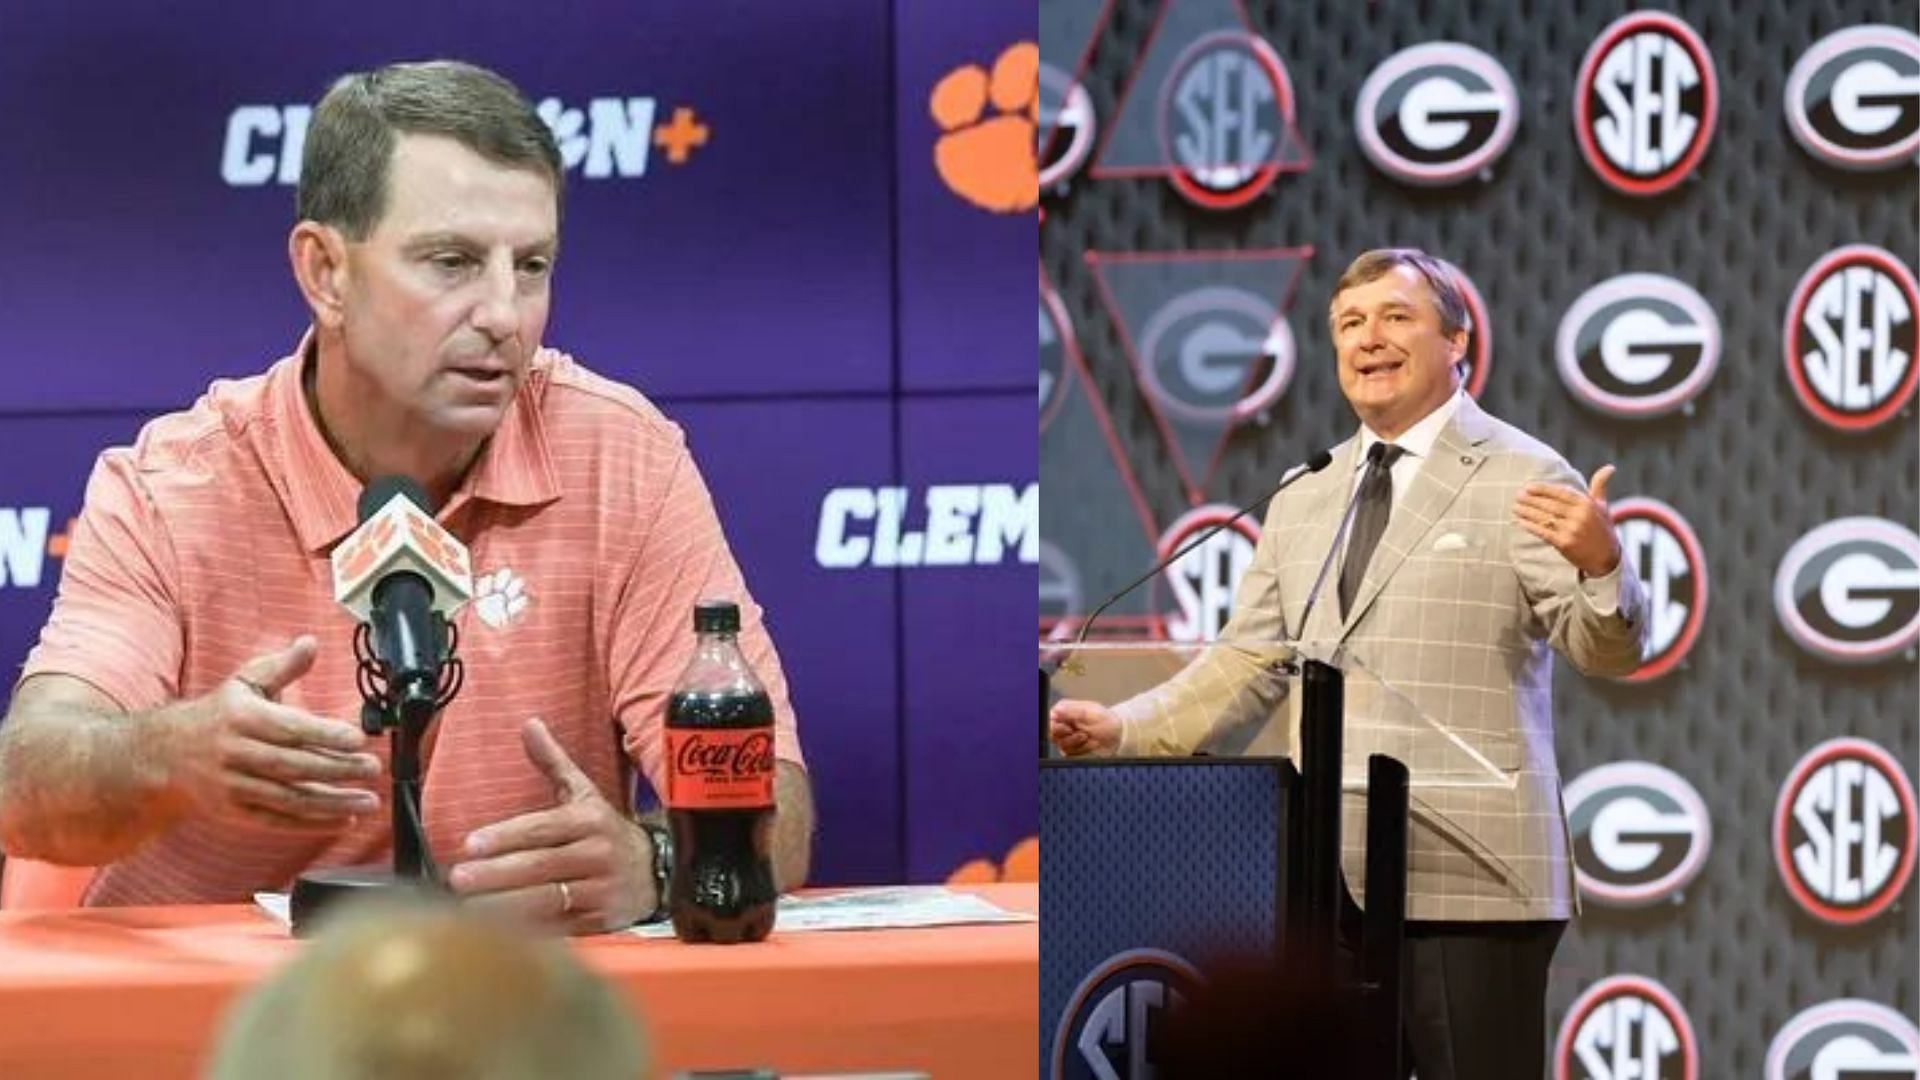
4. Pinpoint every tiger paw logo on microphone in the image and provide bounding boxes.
[1774,737,1917,927]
